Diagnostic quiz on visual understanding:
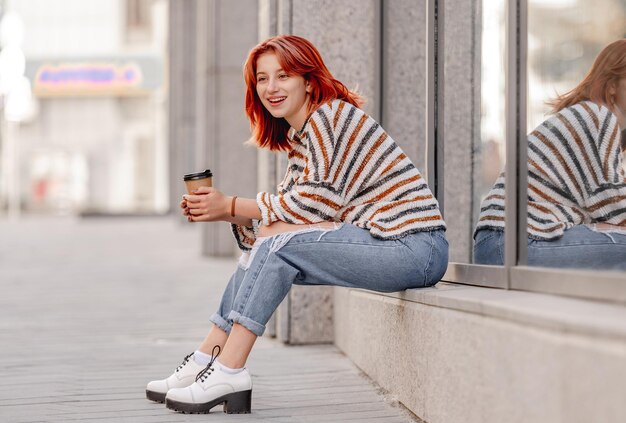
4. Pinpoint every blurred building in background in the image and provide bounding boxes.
[0,0,168,216]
